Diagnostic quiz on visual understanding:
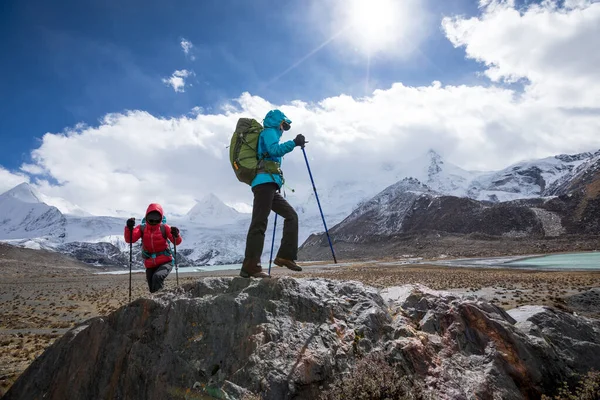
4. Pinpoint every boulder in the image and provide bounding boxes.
[4,279,600,400]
